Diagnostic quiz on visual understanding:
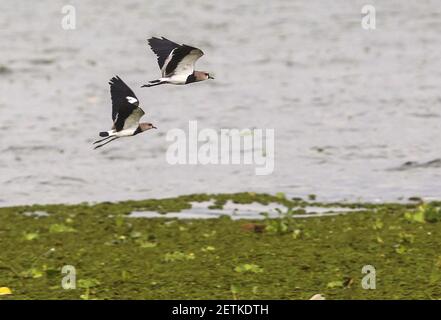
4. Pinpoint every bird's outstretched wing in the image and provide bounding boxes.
[147,37,204,77]
[109,76,143,131]
[147,37,180,71]
[166,46,203,77]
